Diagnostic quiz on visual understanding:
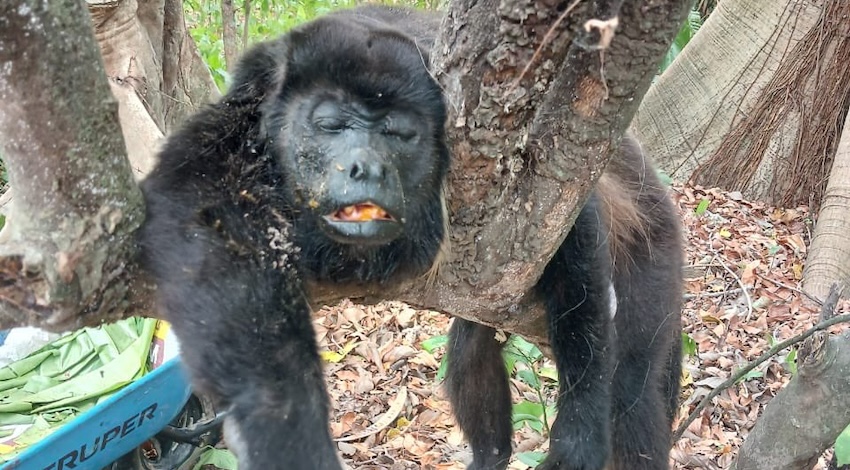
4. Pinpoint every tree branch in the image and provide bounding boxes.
[398,0,692,342]
[222,0,239,70]
[241,0,252,50]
